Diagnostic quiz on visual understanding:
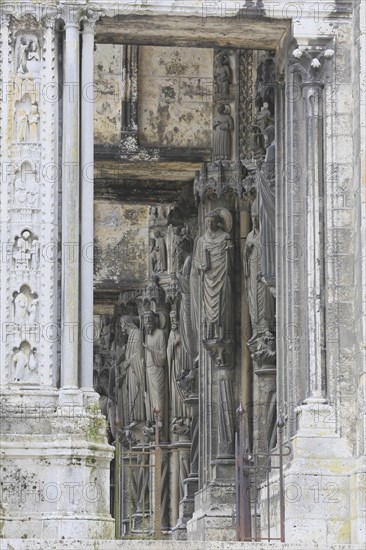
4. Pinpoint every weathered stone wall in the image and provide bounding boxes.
[138,46,213,147]
[94,201,149,287]
[94,44,122,145]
